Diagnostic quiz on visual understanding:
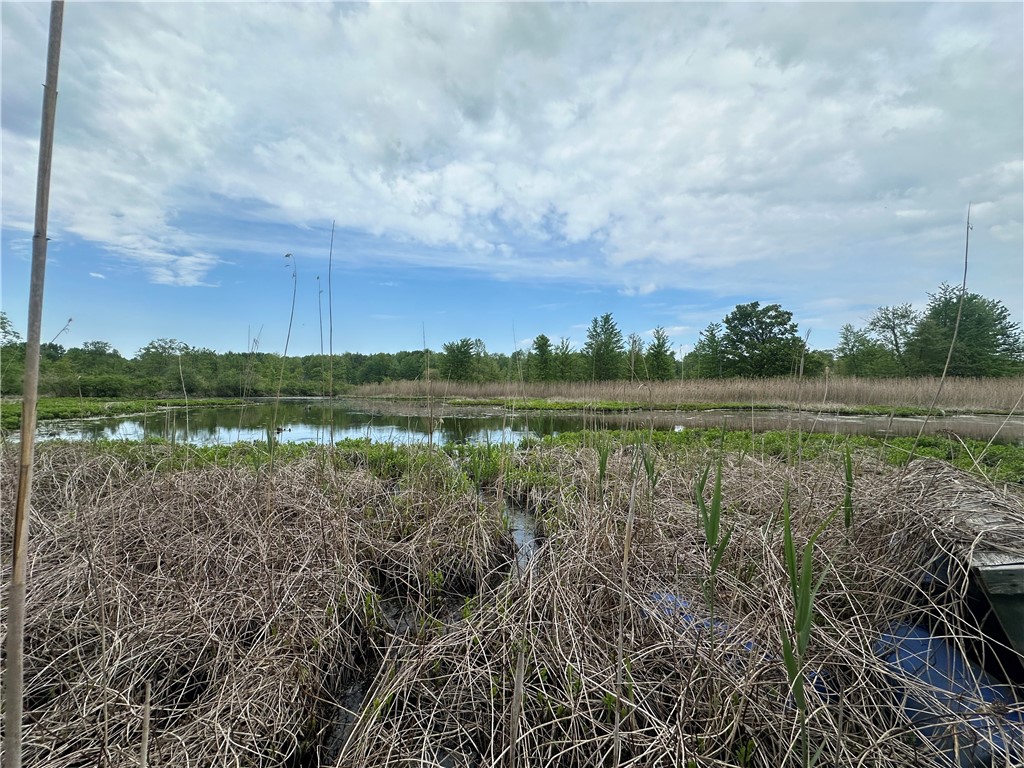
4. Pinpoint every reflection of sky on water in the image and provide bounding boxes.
[38,405,544,447]
[31,401,1024,446]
